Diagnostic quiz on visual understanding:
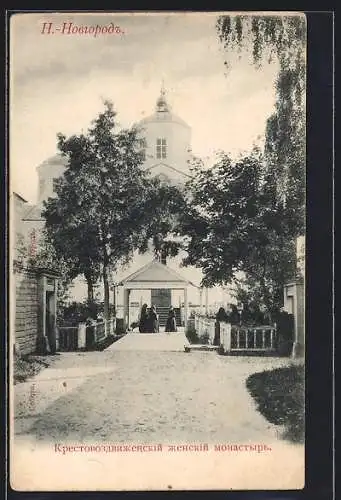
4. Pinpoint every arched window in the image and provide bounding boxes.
[156,138,167,159]
[52,178,59,193]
